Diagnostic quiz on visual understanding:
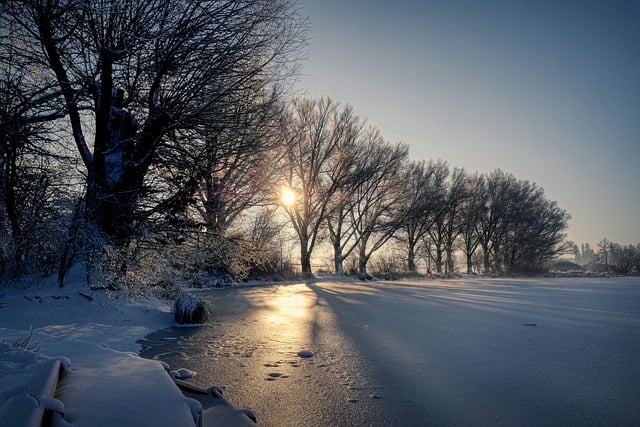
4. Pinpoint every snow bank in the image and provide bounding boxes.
[0,271,198,427]
[51,344,199,427]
